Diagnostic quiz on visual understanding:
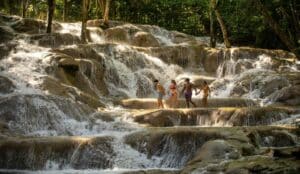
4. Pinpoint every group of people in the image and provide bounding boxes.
[153,78,211,109]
